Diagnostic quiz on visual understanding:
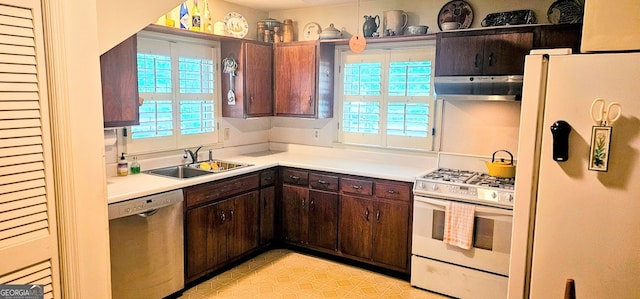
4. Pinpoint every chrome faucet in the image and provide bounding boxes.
[183,146,202,165]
